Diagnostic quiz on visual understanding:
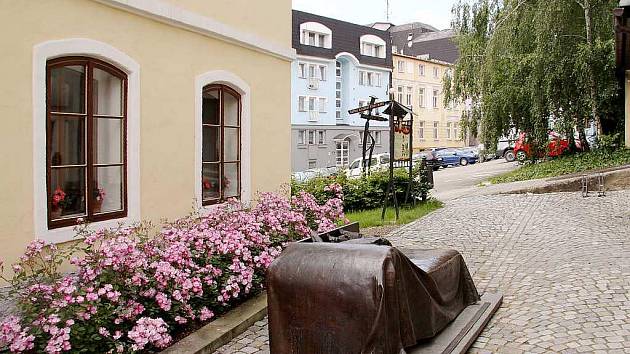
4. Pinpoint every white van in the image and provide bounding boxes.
[346,153,390,178]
